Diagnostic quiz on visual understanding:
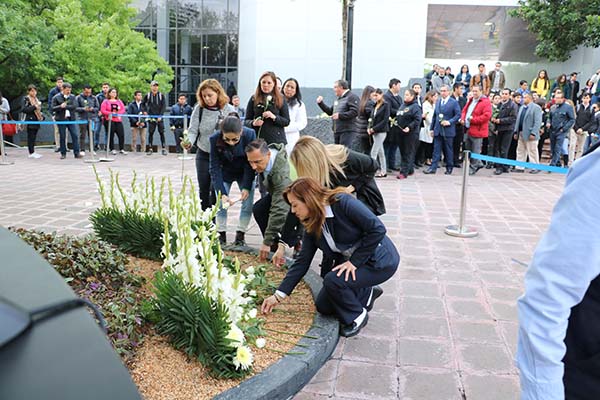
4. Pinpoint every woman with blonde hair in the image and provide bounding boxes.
[184,78,234,210]
[290,136,385,216]
[261,177,399,337]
